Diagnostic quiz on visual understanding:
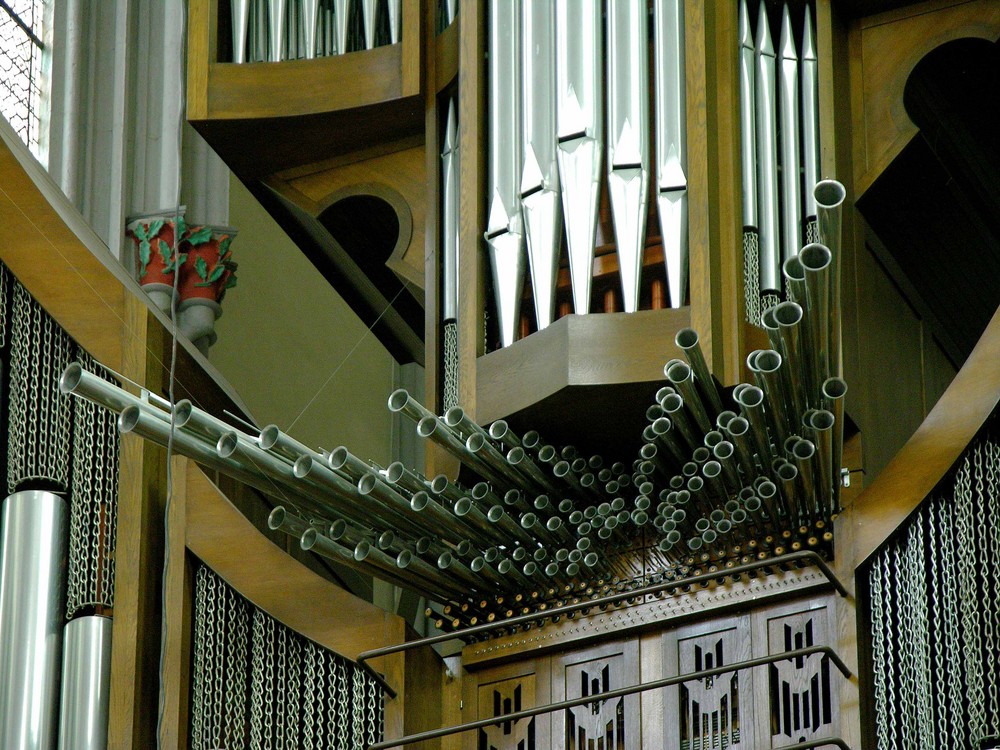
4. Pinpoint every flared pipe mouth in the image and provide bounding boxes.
[815,179,846,210]
[714,442,734,460]
[328,446,350,470]
[783,255,806,282]
[703,460,722,479]
[687,476,704,492]
[415,538,431,555]
[387,389,409,413]
[357,473,378,495]
[258,424,280,451]
[488,420,508,440]
[728,417,749,436]
[470,557,486,573]
[758,481,777,500]
[716,410,737,429]
[118,405,141,433]
[354,540,371,562]
[737,385,764,409]
[456,540,472,556]
[811,410,835,431]
[454,498,472,516]
[430,475,449,494]
[538,445,557,463]
[755,349,782,373]
[822,377,848,400]
[507,446,525,464]
[268,507,287,530]
[300,527,318,550]
[793,440,816,460]
[59,362,83,393]
[704,430,723,448]
[329,519,347,540]
[487,505,504,522]
[385,462,404,484]
[293,454,313,478]
[437,551,453,569]
[466,432,486,452]
[416,416,438,438]
[396,549,412,568]
[692,447,711,464]
[774,301,803,326]
[410,491,429,512]
[378,531,395,550]
[675,327,699,351]
[217,432,239,458]
[173,399,194,427]
[800,243,832,271]
[665,361,692,384]
[777,463,799,481]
